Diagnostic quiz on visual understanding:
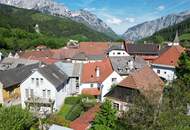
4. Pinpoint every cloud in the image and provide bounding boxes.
[106,17,123,25]
[125,17,135,23]
[157,5,165,11]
